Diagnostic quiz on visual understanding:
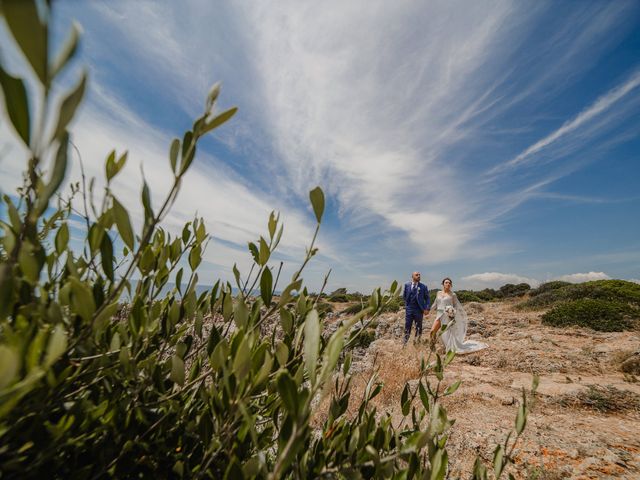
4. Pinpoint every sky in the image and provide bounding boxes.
[1,1,639,293]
